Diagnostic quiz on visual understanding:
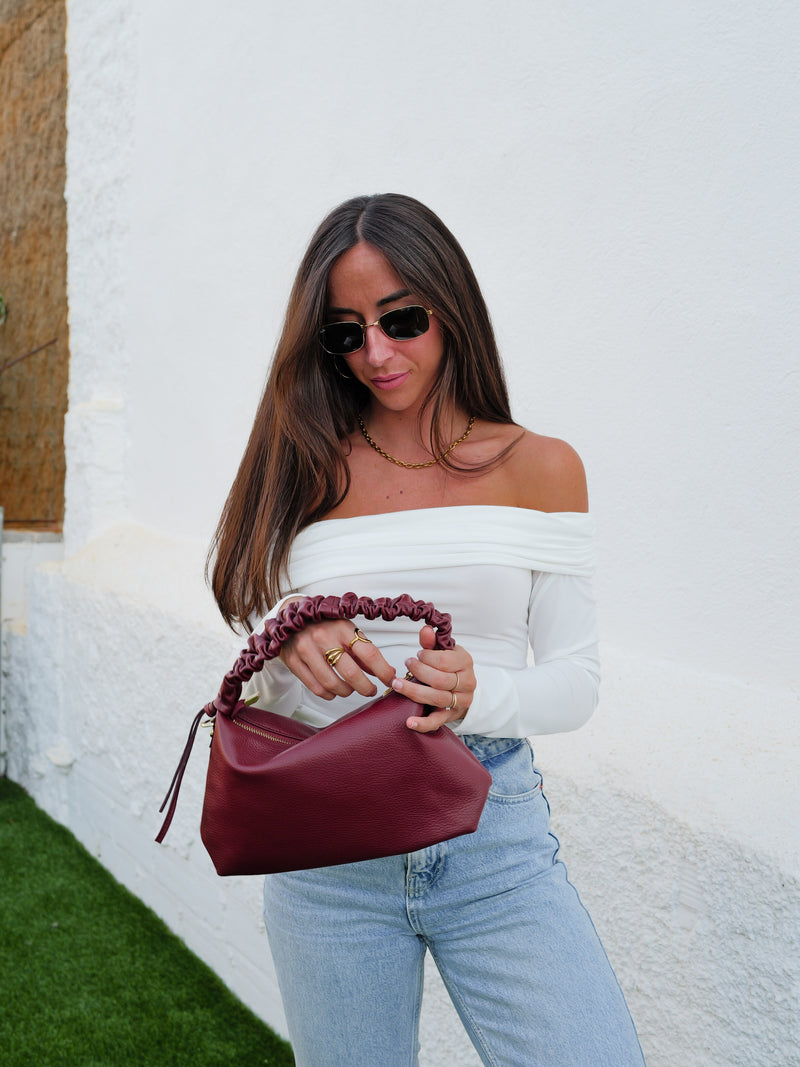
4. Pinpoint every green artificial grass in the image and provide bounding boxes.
[0,777,295,1066]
